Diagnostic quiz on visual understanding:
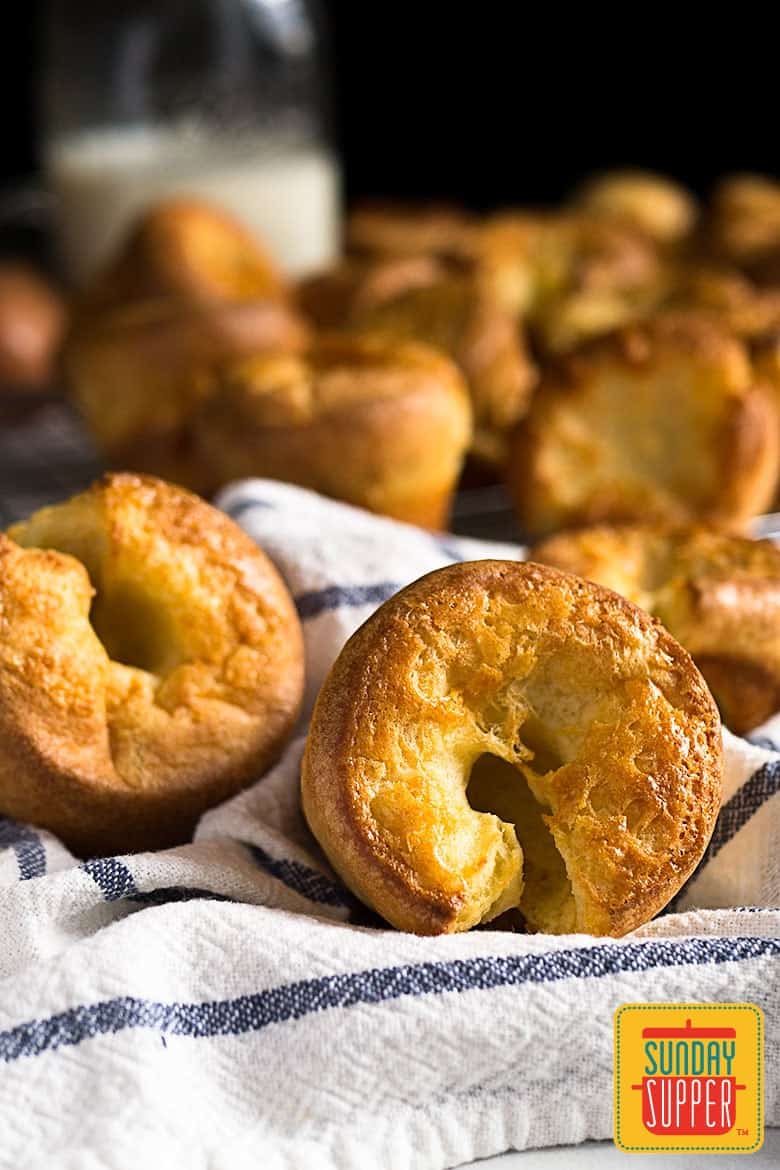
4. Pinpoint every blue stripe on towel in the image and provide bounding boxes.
[222,496,275,522]
[707,758,780,860]
[81,858,138,901]
[746,734,780,753]
[664,758,780,912]
[246,843,352,908]
[128,887,235,908]
[295,582,403,620]
[0,819,46,881]
[0,934,775,1065]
